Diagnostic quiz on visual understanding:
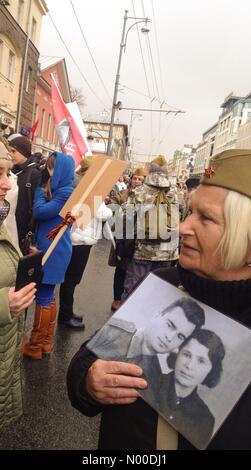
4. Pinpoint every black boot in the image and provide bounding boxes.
[58,317,85,329]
